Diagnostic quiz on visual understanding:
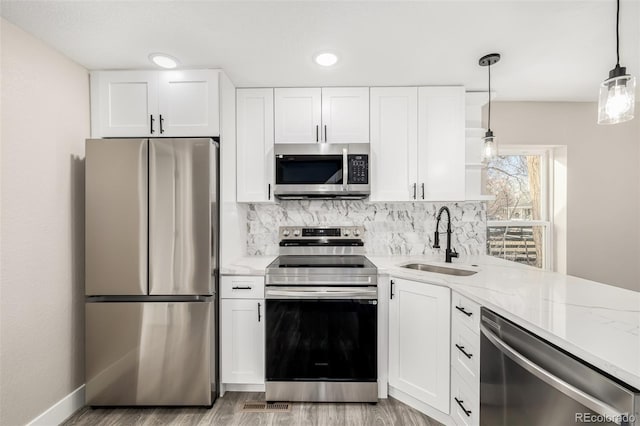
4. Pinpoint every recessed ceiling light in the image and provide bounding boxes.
[149,53,179,69]
[314,52,338,67]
